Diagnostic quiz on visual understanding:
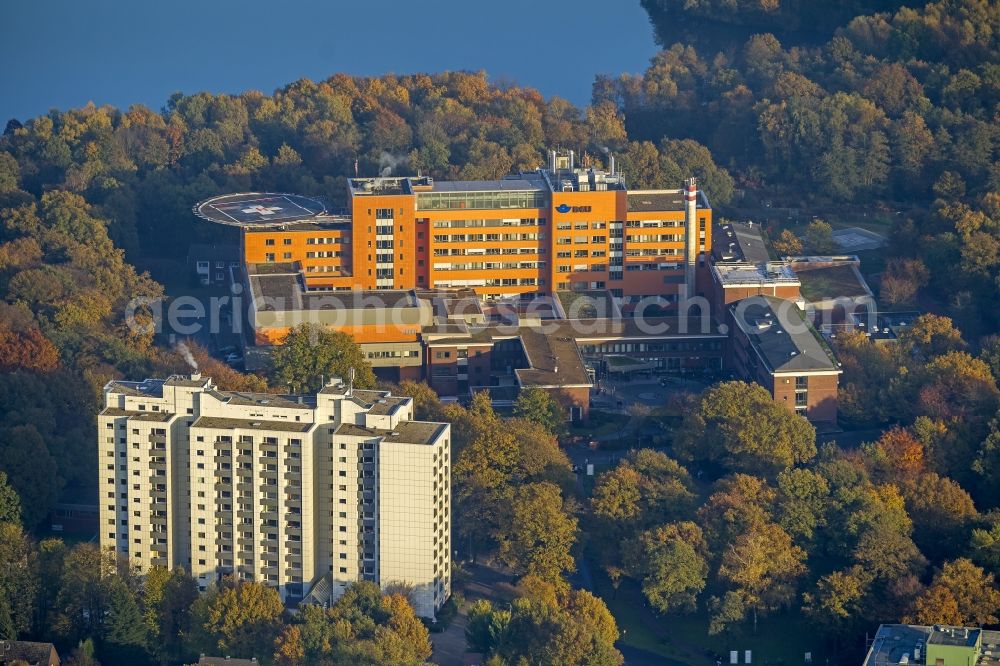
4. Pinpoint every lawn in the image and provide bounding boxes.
[797,265,869,301]
[823,212,894,235]
[592,567,827,666]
